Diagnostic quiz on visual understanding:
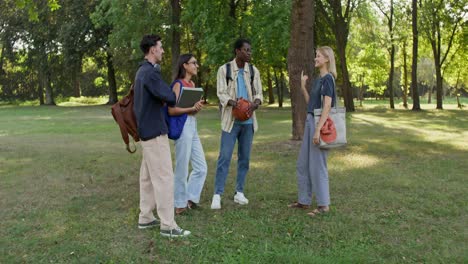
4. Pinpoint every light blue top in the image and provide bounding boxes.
[235,68,253,125]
